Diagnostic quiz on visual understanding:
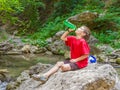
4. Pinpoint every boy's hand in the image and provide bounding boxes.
[70,59,77,63]
[68,29,74,32]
